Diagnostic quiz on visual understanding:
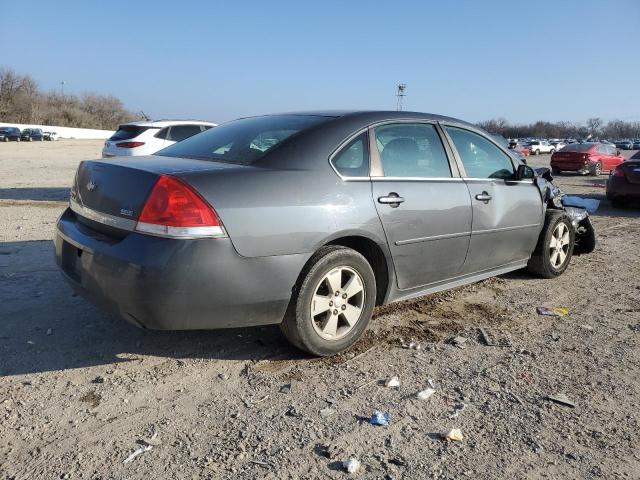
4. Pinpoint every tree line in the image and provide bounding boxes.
[477,117,640,140]
[0,67,141,130]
